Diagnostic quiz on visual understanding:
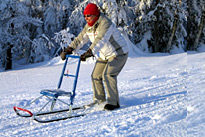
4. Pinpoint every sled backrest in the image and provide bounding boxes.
[57,55,81,103]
